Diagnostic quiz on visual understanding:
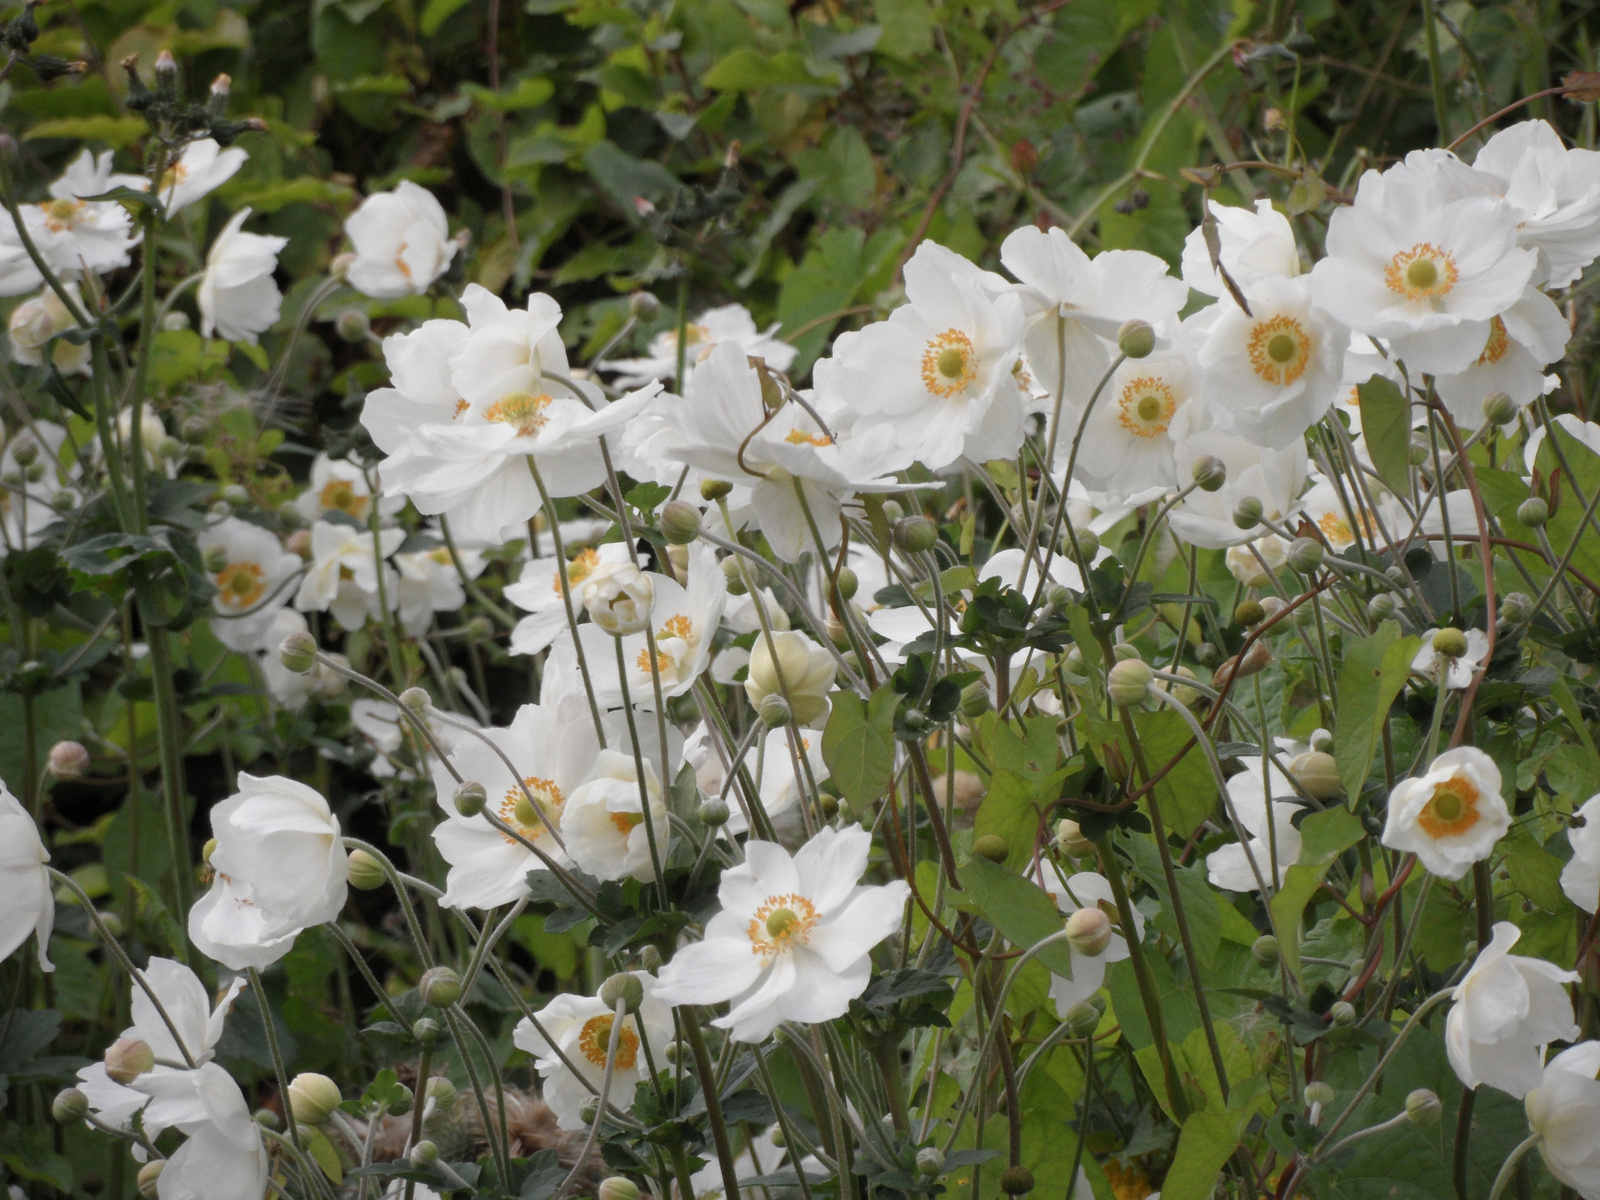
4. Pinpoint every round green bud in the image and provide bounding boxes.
[335,309,371,343]
[1064,907,1113,956]
[209,499,232,518]
[629,291,661,319]
[817,792,839,819]
[1065,528,1099,560]
[161,311,191,332]
[418,966,462,1009]
[453,781,487,818]
[599,972,645,1014]
[959,680,991,719]
[834,566,859,601]
[104,1038,154,1084]
[893,515,939,555]
[50,490,74,512]
[425,1075,456,1112]
[1117,319,1155,359]
[1112,642,1141,662]
[660,500,701,545]
[599,1179,641,1200]
[973,834,1009,863]
[638,944,662,972]
[700,478,733,502]
[1234,598,1265,627]
[916,1147,946,1178]
[1232,496,1264,530]
[768,1126,786,1148]
[698,797,730,827]
[1192,455,1227,493]
[10,440,37,467]
[221,484,250,508]
[1499,592,1532,625]
[52,1088,88,1124]
[399,686,431,713]
[1518,497,1549,528]
[156,436,184,461]
[278,631,318,674]
[1046,583,1076,612]
[999,1166,1036,1196]
[137,1162,164,1200]
[346,848,386,891]
[1107,658,1153,706]
[387,1083,414,1117]
[1328,1000,1357,1026]
[1482,391,1517,426]
[287,1072,343,1126]
[758,693,792,728]
[253,1109,281,1129]
[413,1017,442,1046]
[720,556,748,595]
[409,1140,440,1168]
[1405,1088,1442,1128]
[1367,593,1399,621]
[1056,819,1095,857]
[1195,641,1220,666]
[1064,1000,1101,1035]
[1431,627,1469,659]
[1287,537,1325,574]
[1252,934,1280,968]
[1288,751,1342,800]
